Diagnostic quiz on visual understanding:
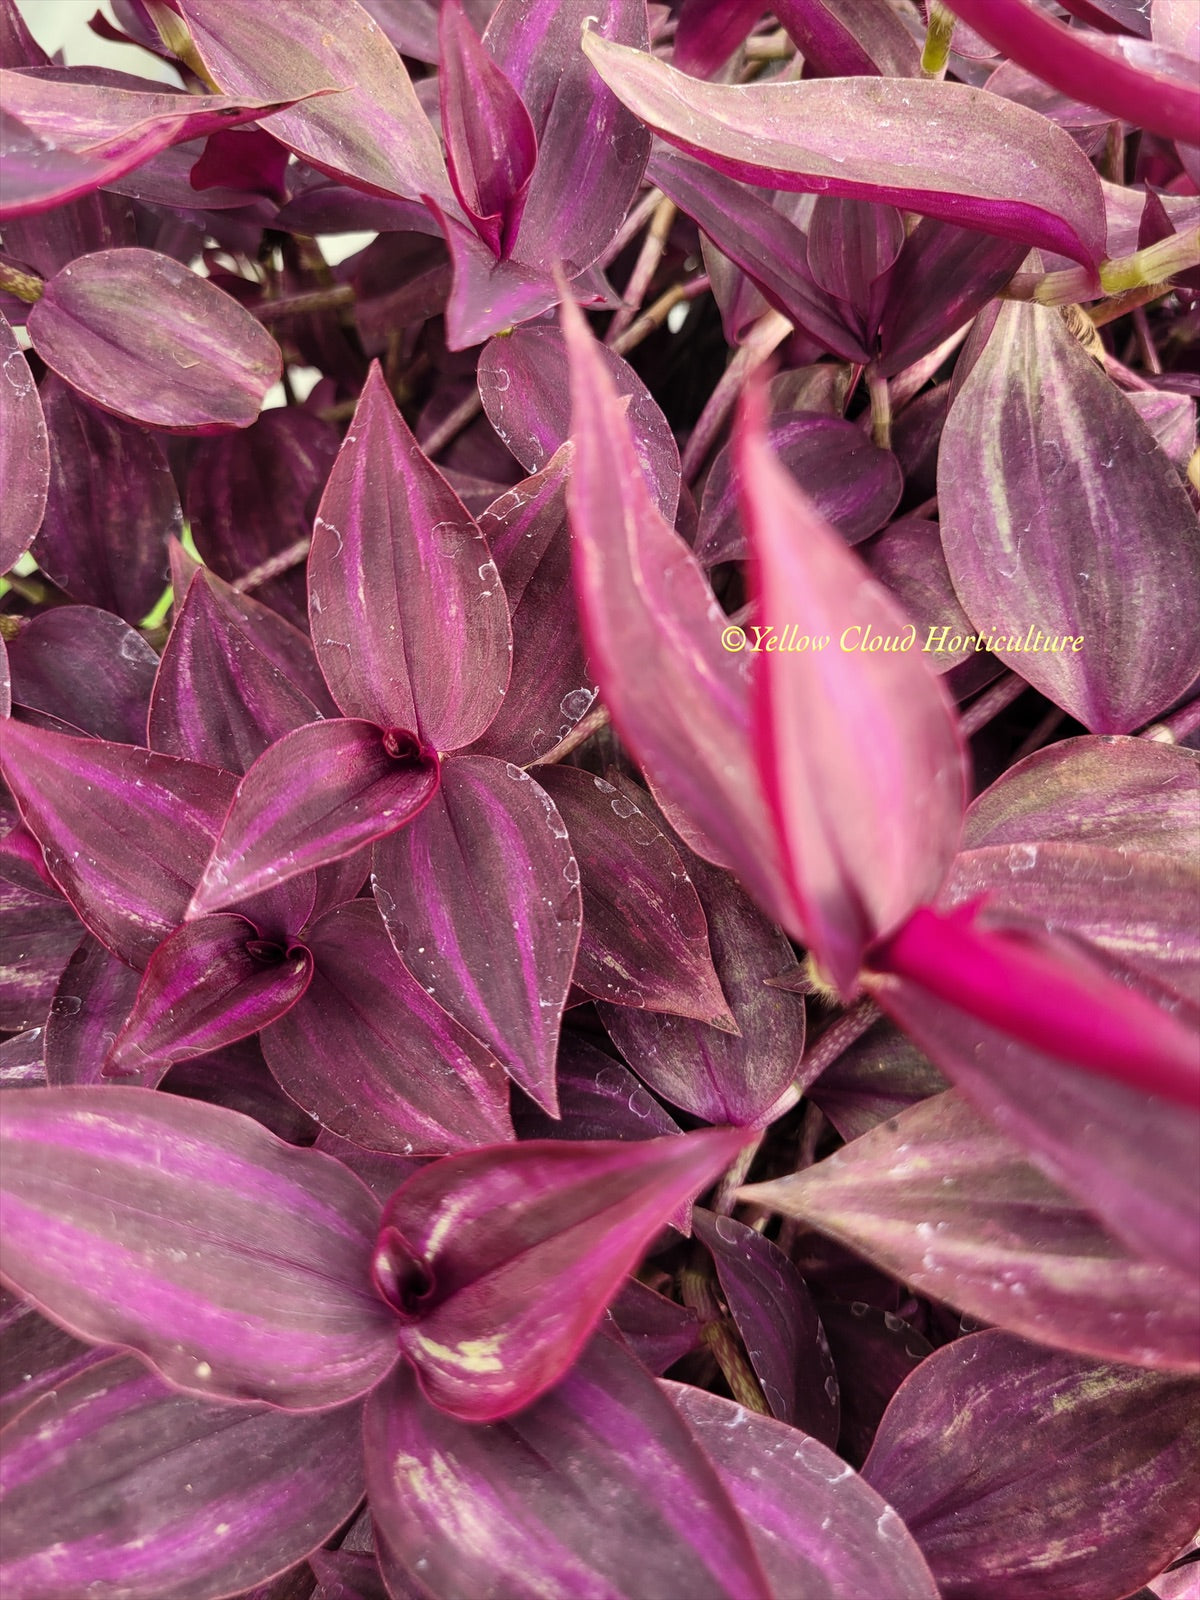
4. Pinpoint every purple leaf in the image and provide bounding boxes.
[946,0,1200,146]
[583,34,1109,270]
[872,973,1200,1284]
[188,718,440,916]
[647,150,871,363]
[43,936,147,1087]
[0,1087,397,1407]
[536,765,733,1026]
[0,1030,46,1091]
[807,1017,948,1142]
[0,722,237,969]
[6,605,157,743]
[260,900,514,1156]
[439,0,537,259]
[0,64,321,214]
[473,451,598,766]
[27,247,282,433]
[610,1278,701,1374]
[484,0,652,278]
[365,1331,773,1598]
[693,1208,840,1442]
[774,0,921,77]
[736,378,967,995]
[478,321,682,524]
[806,196,905,320]
[0,105,182,221]
[374,1125,750,1419]
[176,0,451,206]
[863,1330,1200,1600]
[666,1382,941,1600]
[696,410,902,566]
[560,291,798,929]
[673,0,765,75]
[742,1090,1200,1371]
[0,311,48,573]
[187,407,339,631]
[308,363,511,747]
[513,1033,685,1148]
[0,1355,366,1600]
[309,1549,388,1600]
[32,376,177,623]
[818,1301,933,1469]
[600,797,807,1125]
[373,754,581,1116]
[0,1291,108,1430]
[938,299,1200,733]
[0,876,82,1033]
[159,1036,321,1148]
[107,913,313,1076]
[422,199,567,348]
[149,568,323,773]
